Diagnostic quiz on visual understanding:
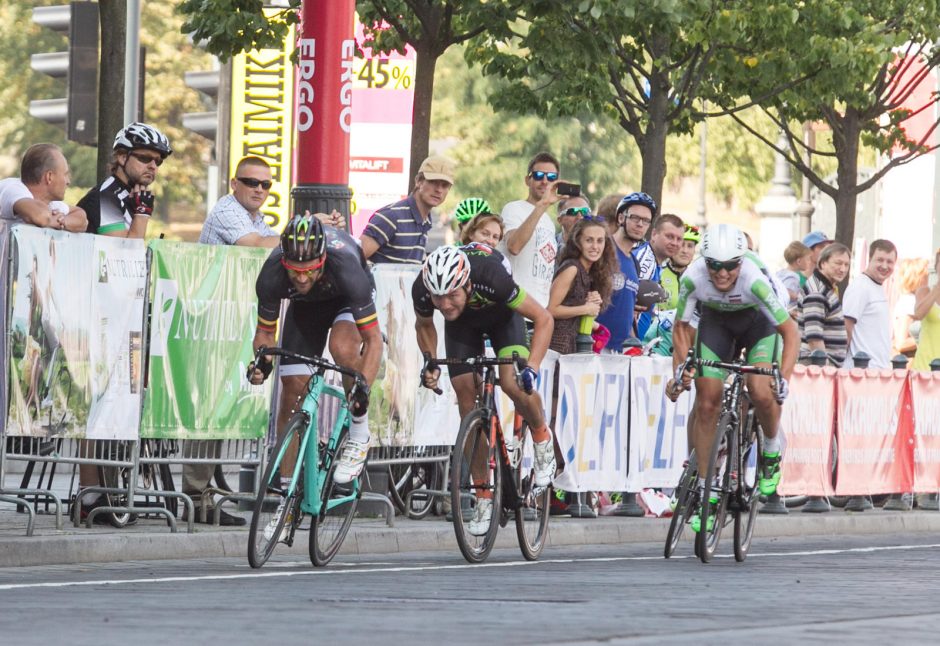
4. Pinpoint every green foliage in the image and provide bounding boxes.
[177,0,300,62]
